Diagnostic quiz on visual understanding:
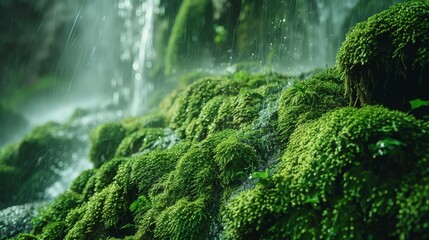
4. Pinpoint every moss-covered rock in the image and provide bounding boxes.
[223,106,429,239]
[115,128,165,157]
[337,0,429,116]
[171,72,286,141]
[0,122,81,208]
[89,122,126,167]
[277,68,347,143]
